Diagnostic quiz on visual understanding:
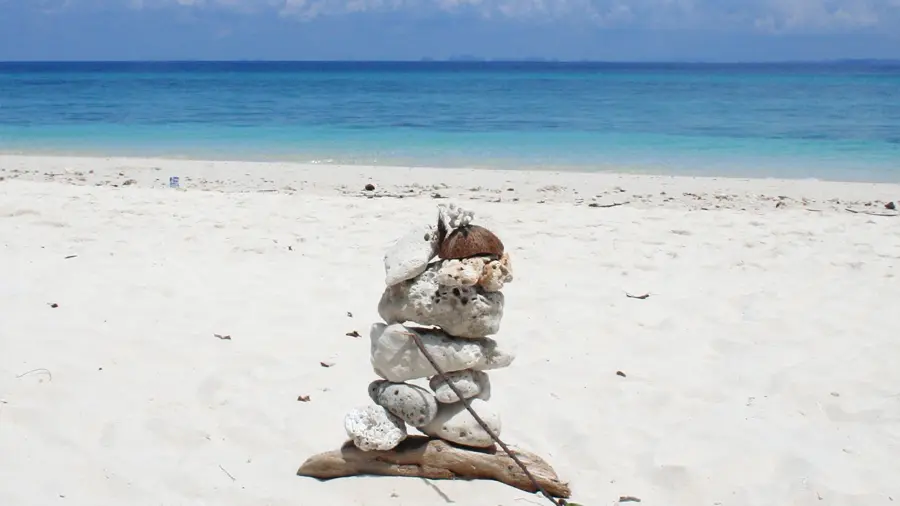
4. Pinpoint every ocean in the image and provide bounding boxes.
[1,61,899,181]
